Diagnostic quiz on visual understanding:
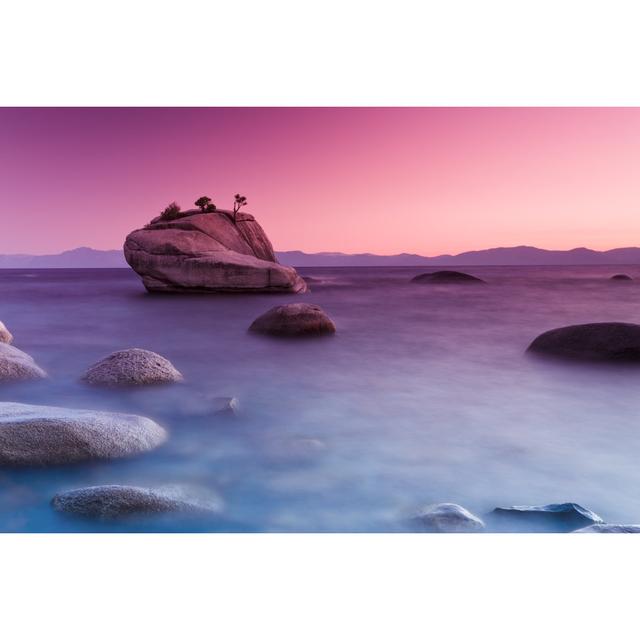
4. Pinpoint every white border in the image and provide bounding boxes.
[2,0,640,106]
[2,2,640,638]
